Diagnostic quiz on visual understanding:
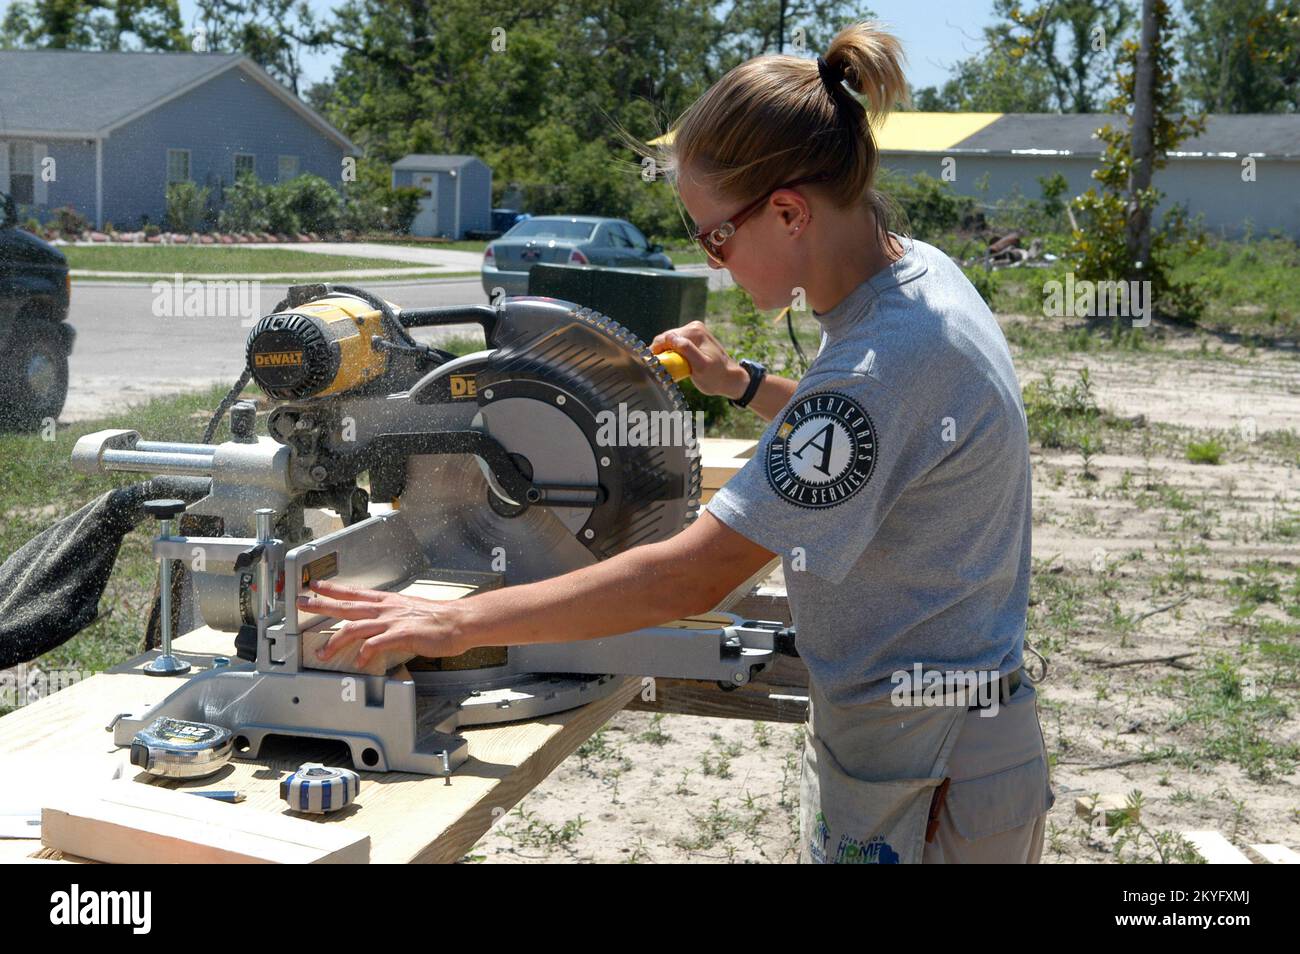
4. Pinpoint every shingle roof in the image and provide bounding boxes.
[928,113,1300,159]
[0,50,356,152]
[0,50,243,134]
[652,112,1300,159]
